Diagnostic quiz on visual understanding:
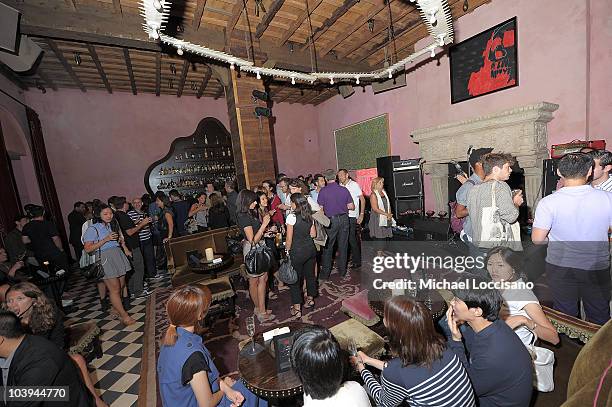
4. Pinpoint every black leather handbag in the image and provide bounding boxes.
[82,226,105,280]
[244,242,275,277]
